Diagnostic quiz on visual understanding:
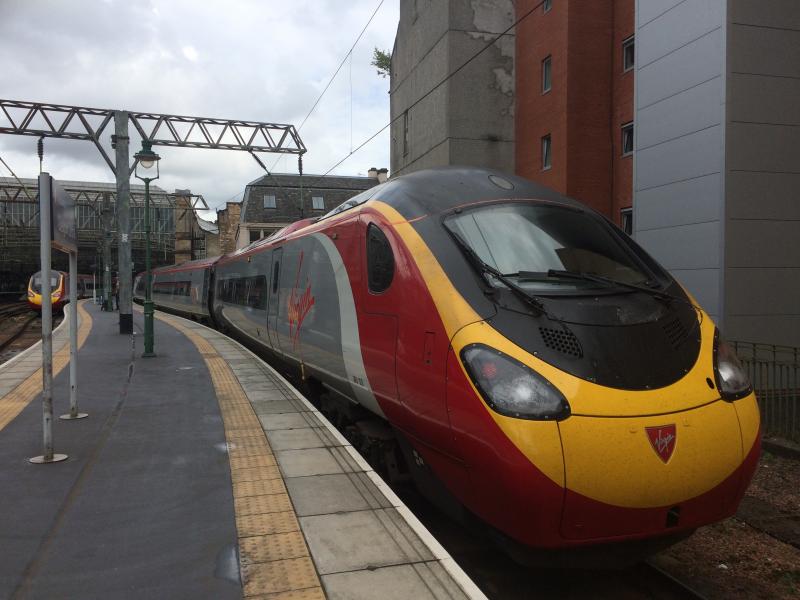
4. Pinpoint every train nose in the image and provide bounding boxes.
[558,399,754,540]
